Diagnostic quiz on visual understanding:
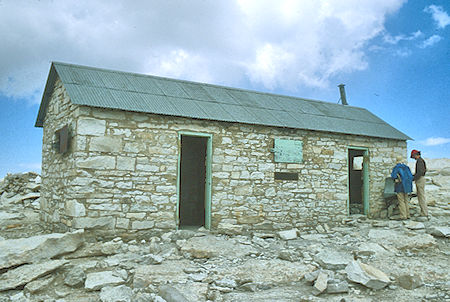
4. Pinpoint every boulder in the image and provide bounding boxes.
[0,260,68,291]
[0,230,84,270]
[100,285,133,302]
[345,260,390,290]
[64,266,87,287]
[397,274,423,290]
[85,271,125,291]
